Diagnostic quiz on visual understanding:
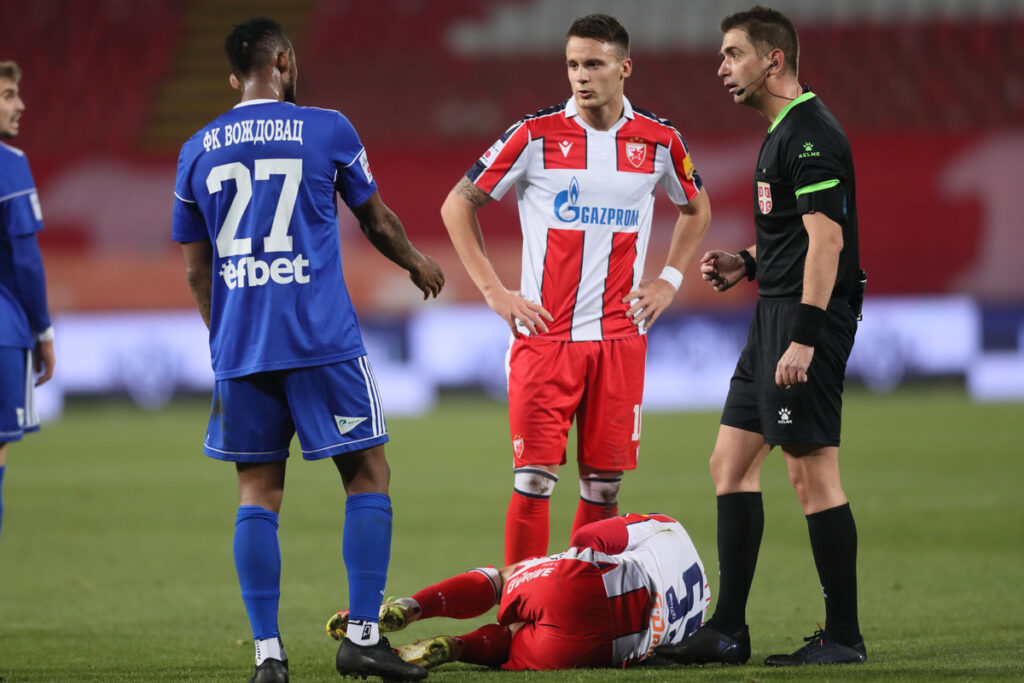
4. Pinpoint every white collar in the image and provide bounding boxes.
[563,94,634,121]
[233,98,280,109]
